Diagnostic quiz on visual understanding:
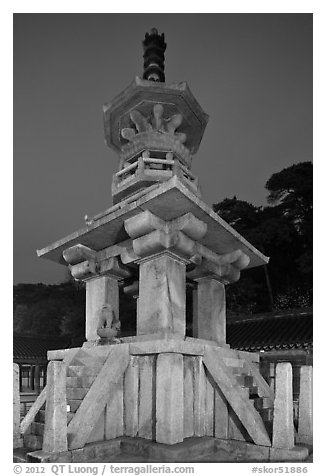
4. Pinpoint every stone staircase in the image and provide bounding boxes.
[223,354,274,439]
[23,349,106,452]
